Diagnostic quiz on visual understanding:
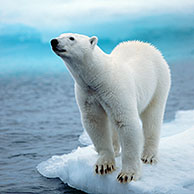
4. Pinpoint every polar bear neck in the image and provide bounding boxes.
[65,46,110,91]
